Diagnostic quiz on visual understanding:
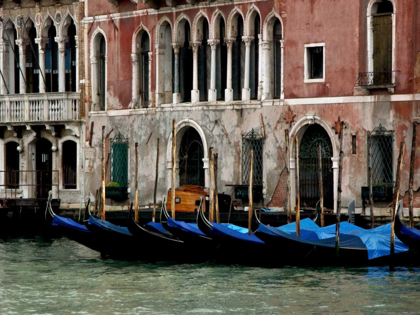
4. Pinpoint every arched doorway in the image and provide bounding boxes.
[36,138,52,199]
[299,124,334,209]
[5,142,19,188]
[178,128,204,186]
